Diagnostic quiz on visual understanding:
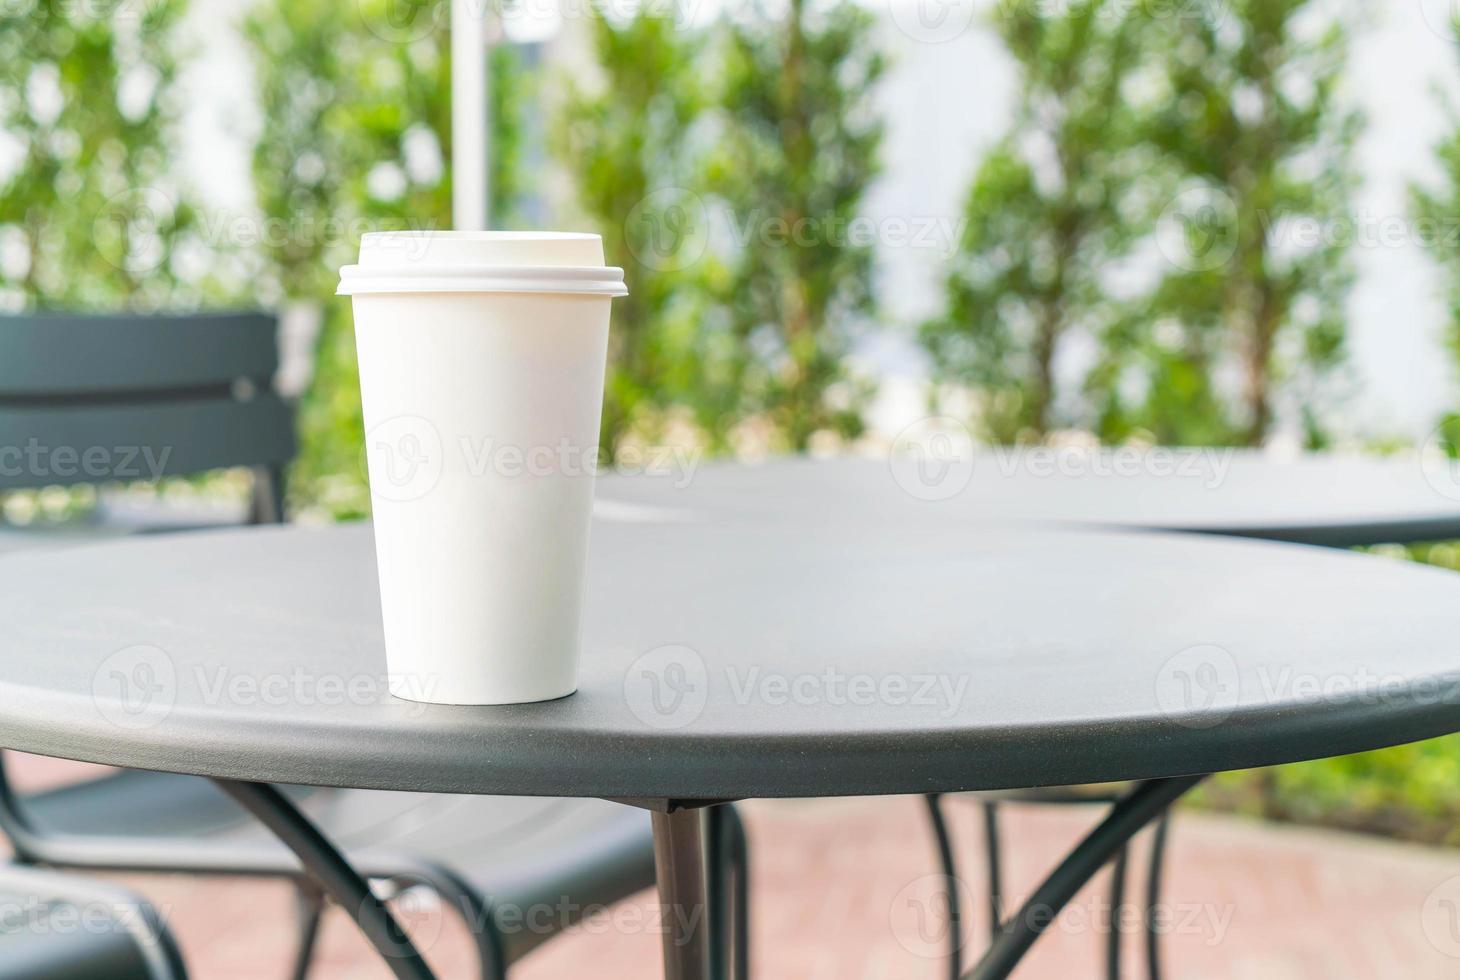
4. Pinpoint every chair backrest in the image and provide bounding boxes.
[0,311,295,518]
[0,863,189,980]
